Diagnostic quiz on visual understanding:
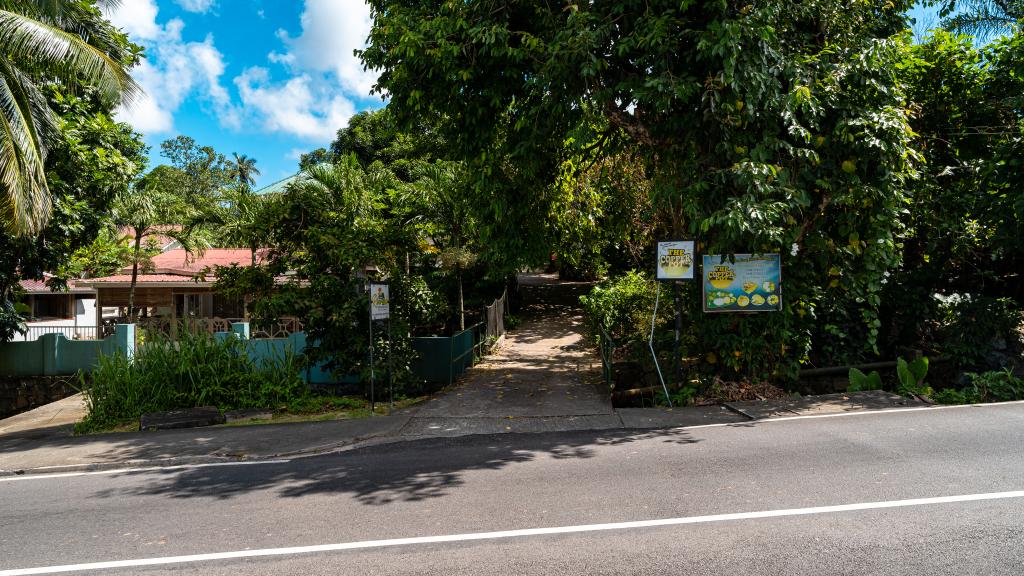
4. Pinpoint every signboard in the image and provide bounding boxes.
[702,254,782,313]
[656,240,696,281]
[370,283,390,320]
